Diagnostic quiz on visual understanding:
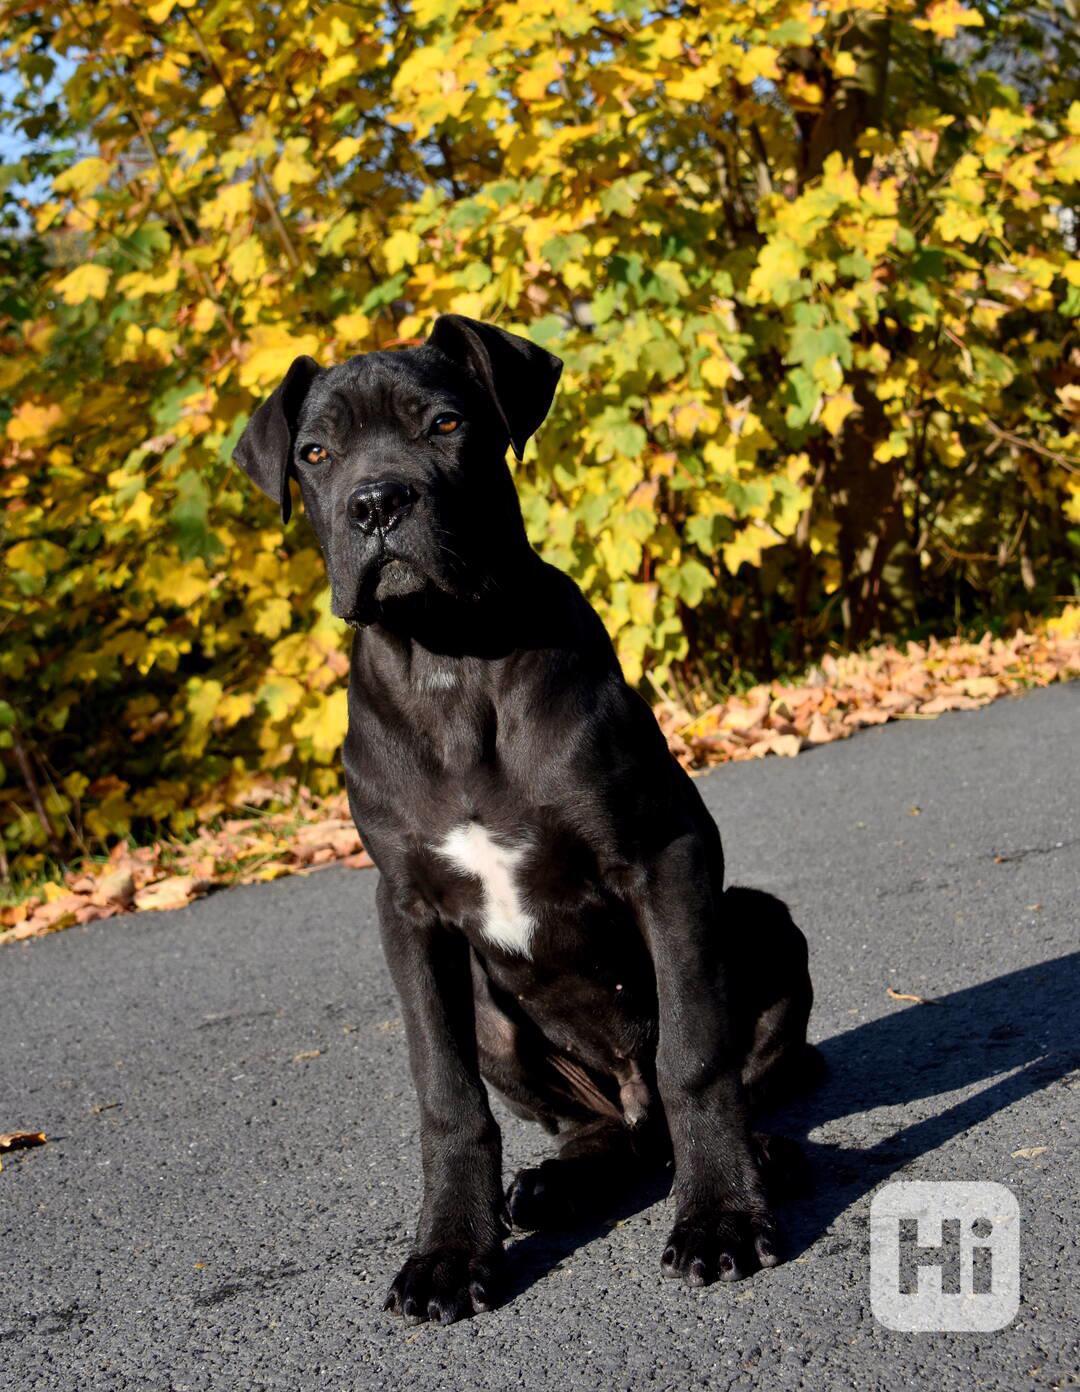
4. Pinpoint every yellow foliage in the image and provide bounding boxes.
[239,326,322,390]
[6,400,64,444]
[54,264,111,305]
[0,0,1076,858]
